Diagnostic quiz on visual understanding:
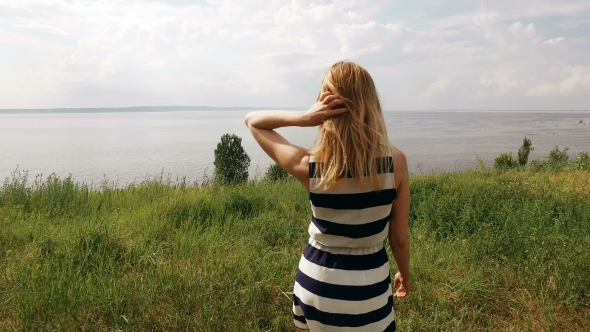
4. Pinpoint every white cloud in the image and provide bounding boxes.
[543,37,565,44]
[474,19,588,99]
[508,22,536,34]
[8,23,67,35]
[1,0,590,109]
[559,65,590,92]
[472,12,499,27]
[333,21,403,54]
[421,79,448,98]
[480,62,590,98]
